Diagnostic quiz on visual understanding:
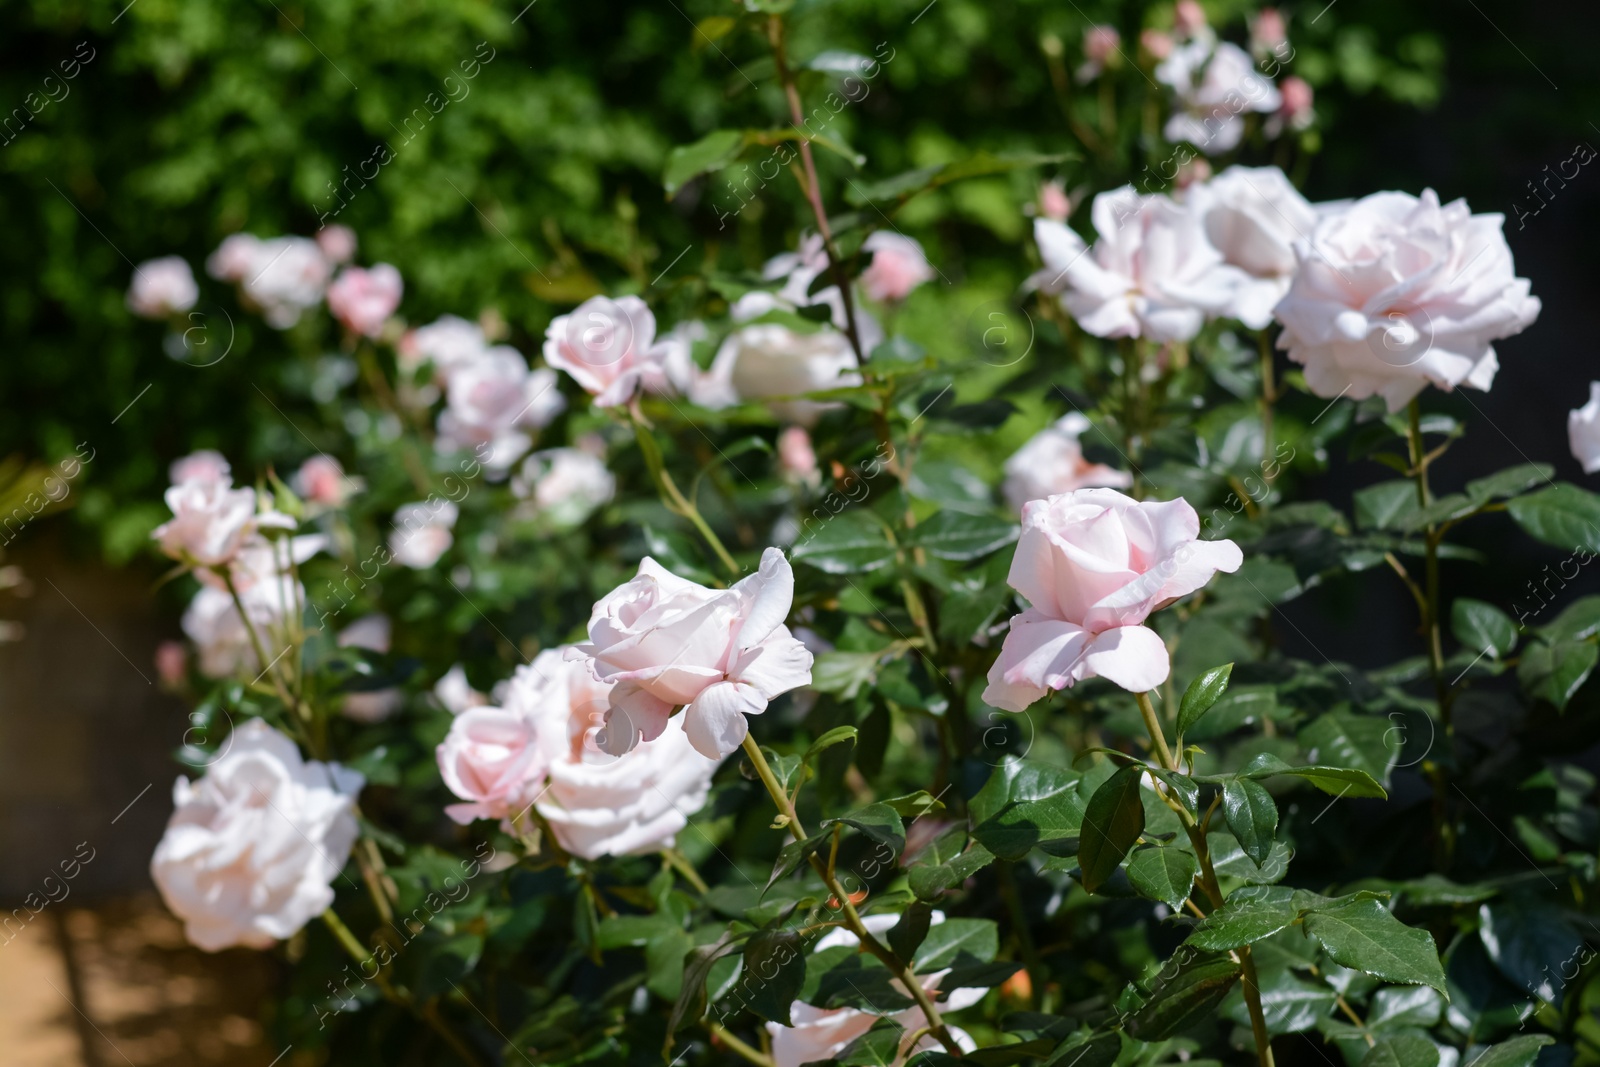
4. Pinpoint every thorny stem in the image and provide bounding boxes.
[1136,691,1275,1067]
[739,735,964,1057]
